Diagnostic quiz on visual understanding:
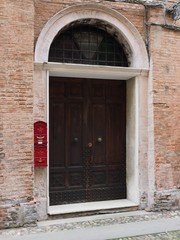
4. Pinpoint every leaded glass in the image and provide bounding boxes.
[49,25,128,67]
